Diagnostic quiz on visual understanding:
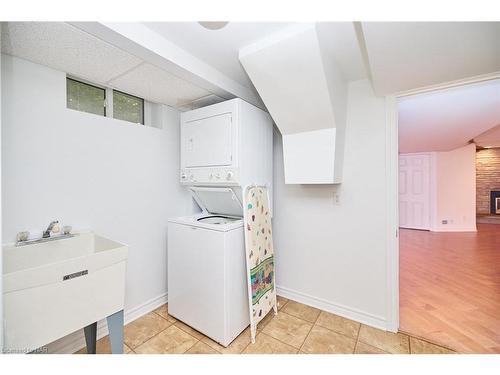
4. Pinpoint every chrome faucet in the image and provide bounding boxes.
[43,220,59,238]
[15,221,75,246]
